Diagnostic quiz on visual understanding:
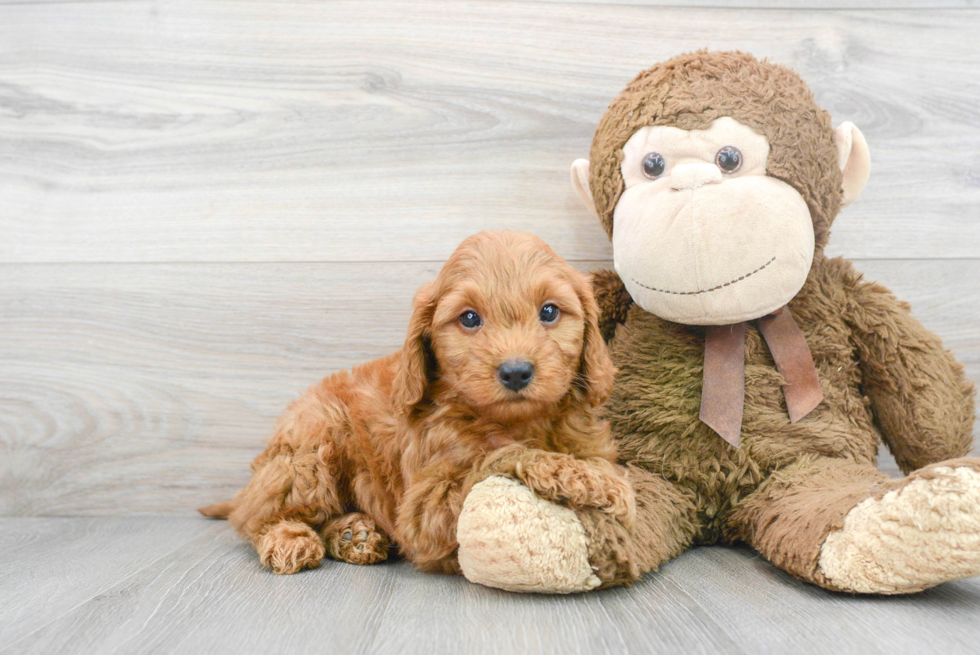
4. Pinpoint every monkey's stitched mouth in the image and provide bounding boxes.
[630,256,776,296]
